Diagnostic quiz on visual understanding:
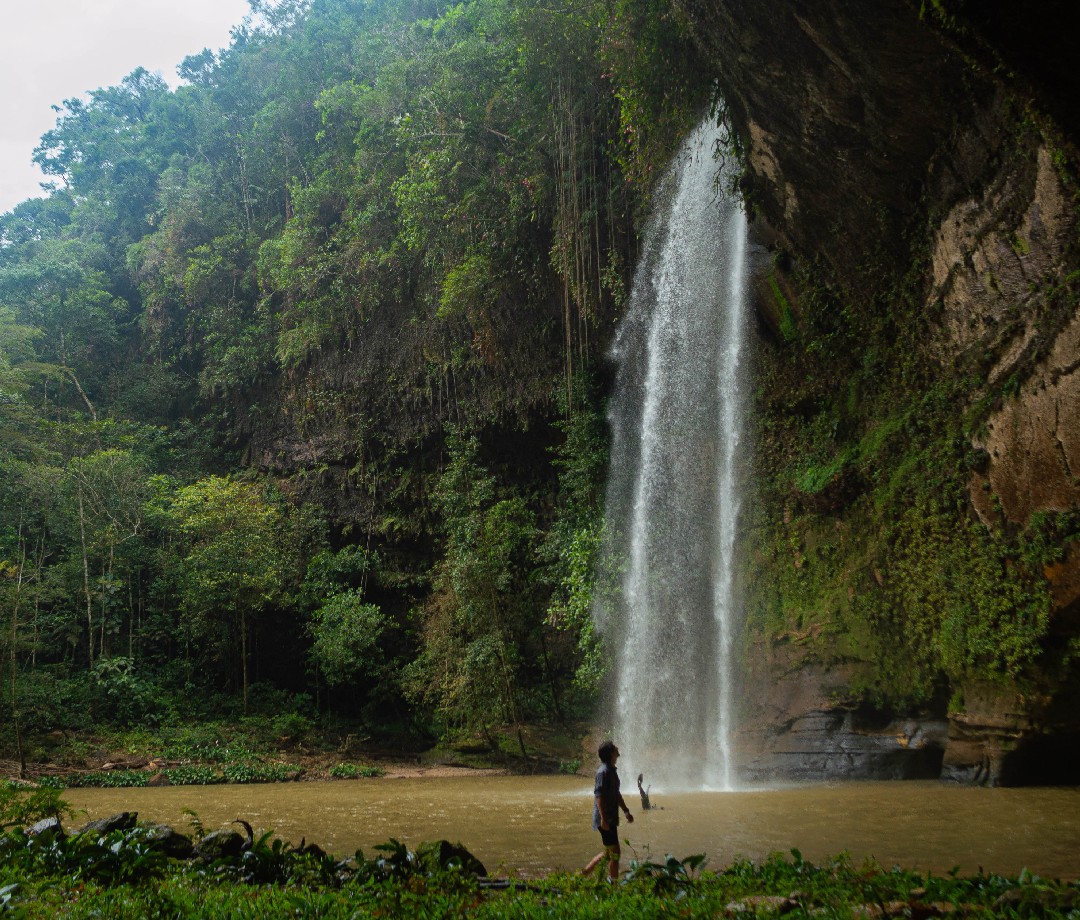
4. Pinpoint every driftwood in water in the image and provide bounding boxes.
[636,773,651,810]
